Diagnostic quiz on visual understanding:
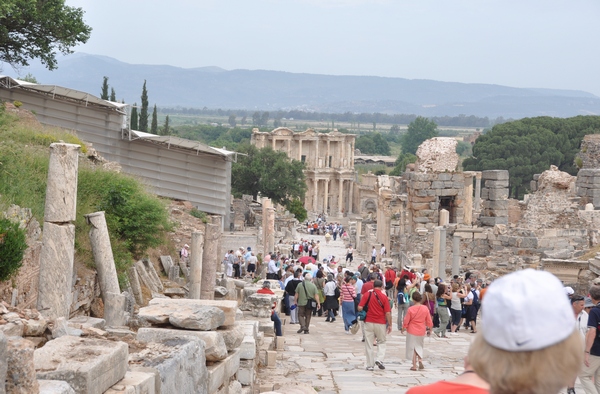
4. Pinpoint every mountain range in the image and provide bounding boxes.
[4,53,600,119]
